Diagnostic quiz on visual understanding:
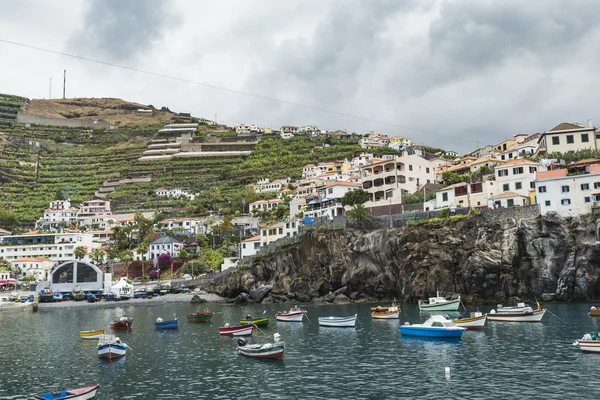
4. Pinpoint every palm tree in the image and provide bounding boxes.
[136,241,150,279]
[91,248,104,266]
[346,204,372,229]
[119,250,133,279]
[74,246,87,260]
